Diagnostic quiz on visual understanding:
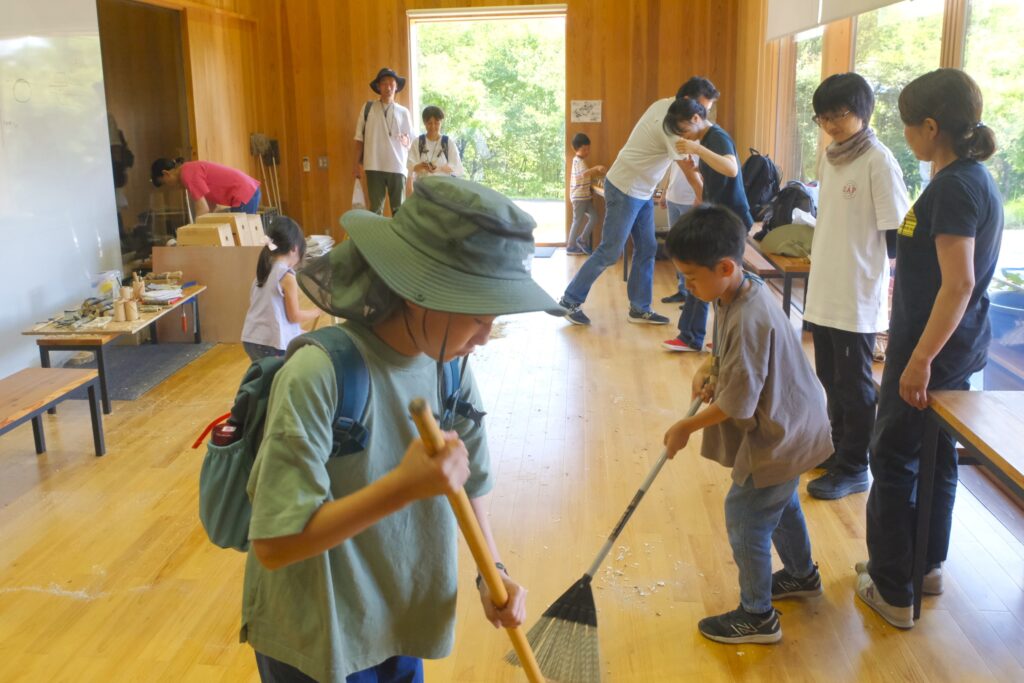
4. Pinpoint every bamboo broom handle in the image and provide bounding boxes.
[408,399,544,683]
